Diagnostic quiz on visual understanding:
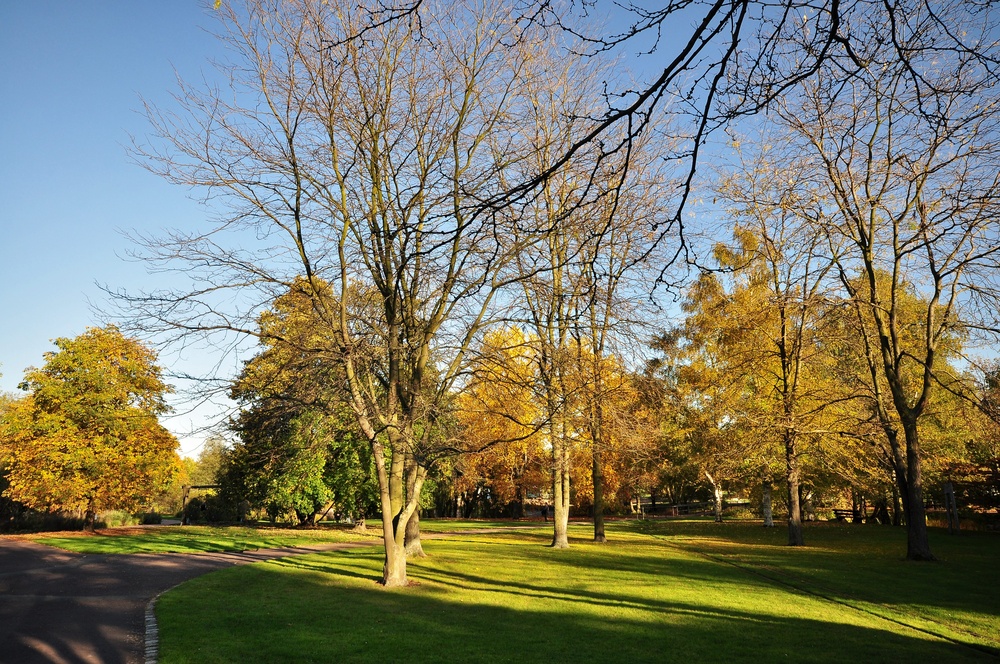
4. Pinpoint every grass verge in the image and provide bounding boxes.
[155,519,1000,663]
[25,524,379,554]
